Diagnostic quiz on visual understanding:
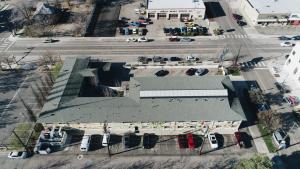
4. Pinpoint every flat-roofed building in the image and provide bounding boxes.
[38,57,246,135]
[146,0,206,20]
[238,0,300,26]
